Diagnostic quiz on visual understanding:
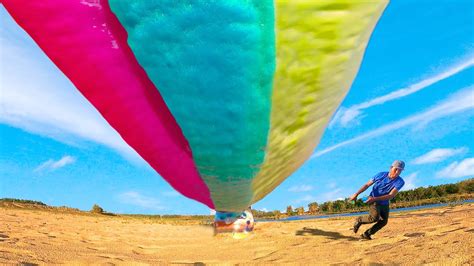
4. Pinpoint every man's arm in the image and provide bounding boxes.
[367,188,399,203]
[349,179,374,201]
